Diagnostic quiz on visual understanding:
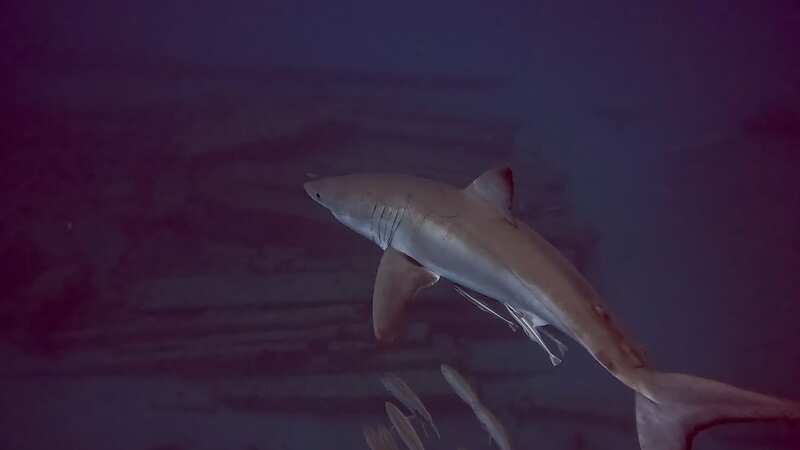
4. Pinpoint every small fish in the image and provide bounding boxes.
[453,285,518,332]
[363,425,381,450]
[441,364,512,450]
[539,326,569,357]
[385,401,425,450]
[381,373,440,438]
[474,405,513,450]
[363,424,400,450]
[505,303,564,366]
[376,425,401,450]
[440,364,481,407]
